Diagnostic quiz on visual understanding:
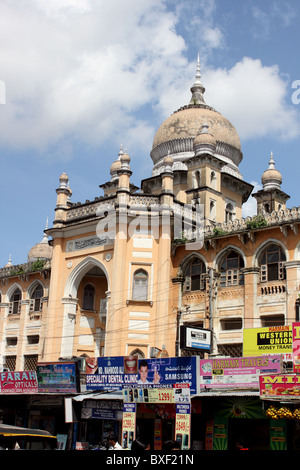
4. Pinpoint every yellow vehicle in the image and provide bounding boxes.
[0,424,57,450]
